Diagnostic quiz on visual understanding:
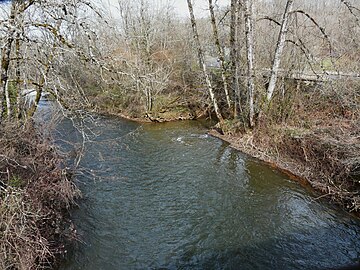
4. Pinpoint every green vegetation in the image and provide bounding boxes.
[8,176,23,188]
